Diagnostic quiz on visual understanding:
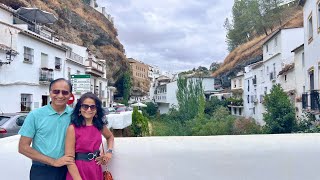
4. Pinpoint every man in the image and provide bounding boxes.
[19,78,74,180]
